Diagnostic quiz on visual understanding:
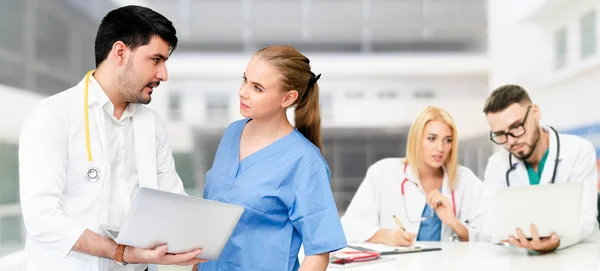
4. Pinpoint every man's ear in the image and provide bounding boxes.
[111,41,128,66]
[533,104,541,122]
[281,90,299,108]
